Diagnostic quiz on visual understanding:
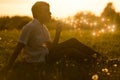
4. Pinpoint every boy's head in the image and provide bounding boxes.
[31,1,51,23]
